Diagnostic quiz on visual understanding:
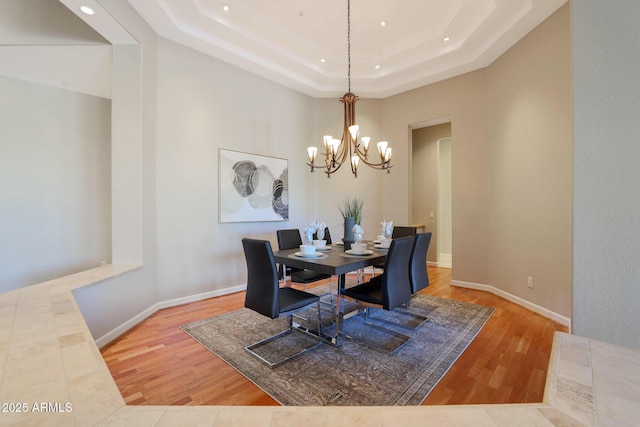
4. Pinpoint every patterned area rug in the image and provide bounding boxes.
[180,293,493,406]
